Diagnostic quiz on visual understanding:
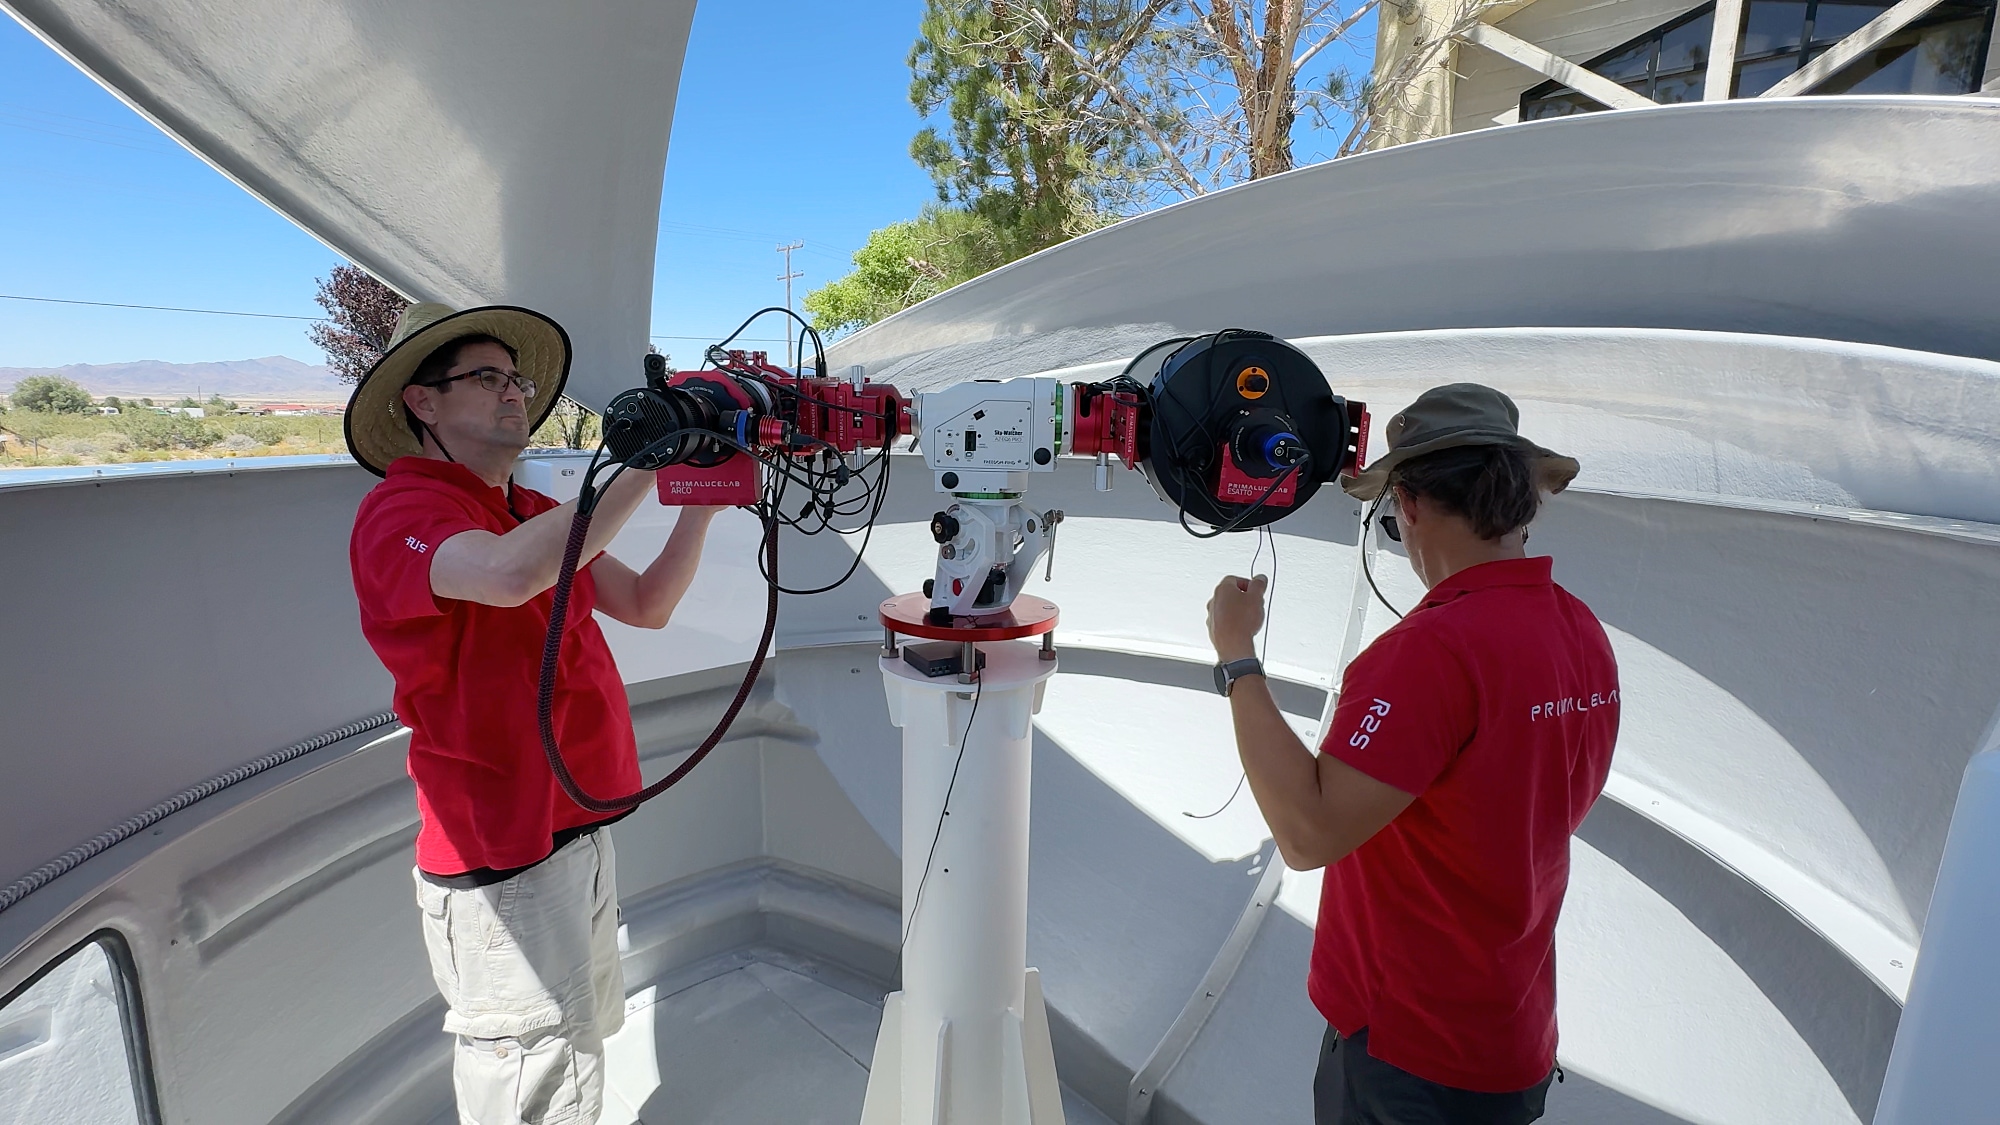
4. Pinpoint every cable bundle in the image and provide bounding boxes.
[536,308,897,812]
